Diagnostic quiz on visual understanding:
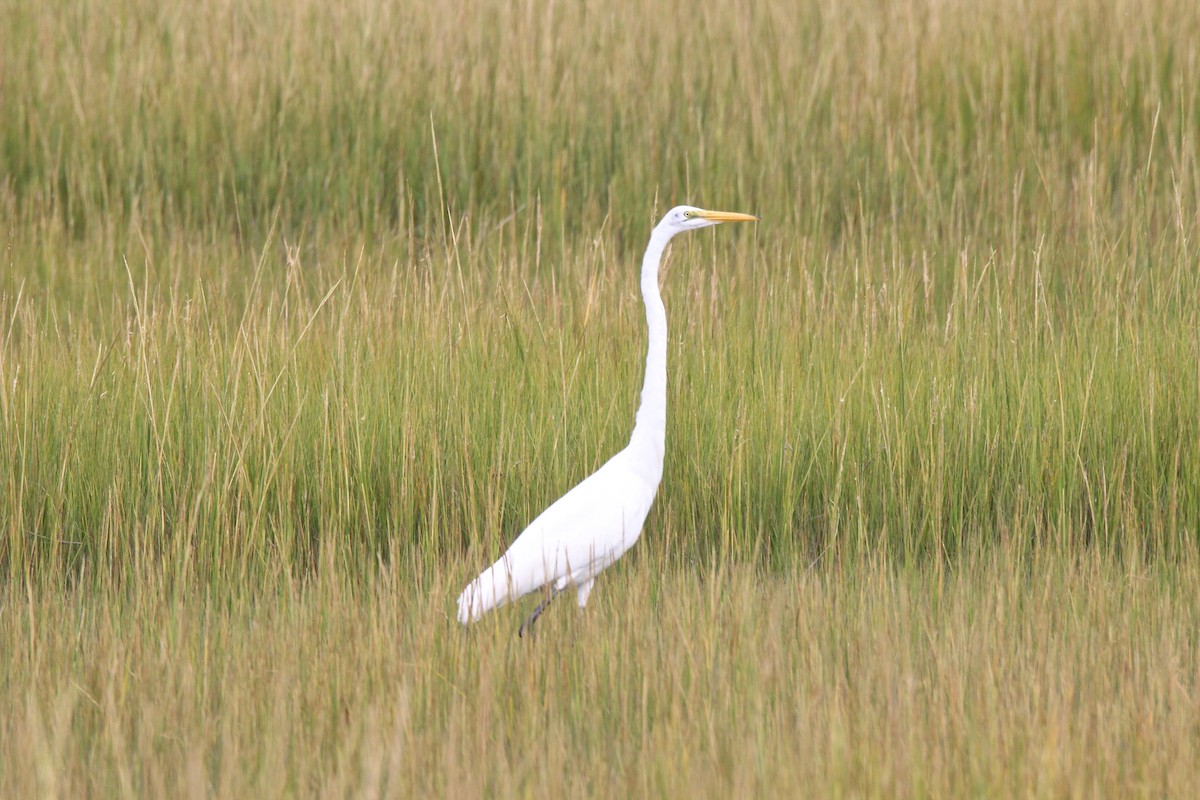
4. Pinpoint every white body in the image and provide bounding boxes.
[456,446,659,622]
[456,205,755,625]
